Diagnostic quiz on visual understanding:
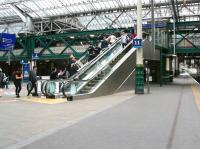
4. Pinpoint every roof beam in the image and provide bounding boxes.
[170,0,178,22]
[9,4,34,31]
[9,4,27,22]
[1,0,199,24]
